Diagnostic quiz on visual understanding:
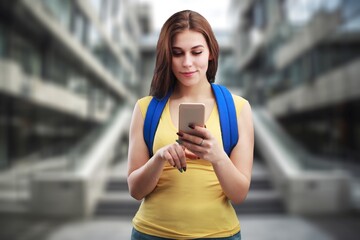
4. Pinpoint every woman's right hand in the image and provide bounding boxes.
[155,142,187,172]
